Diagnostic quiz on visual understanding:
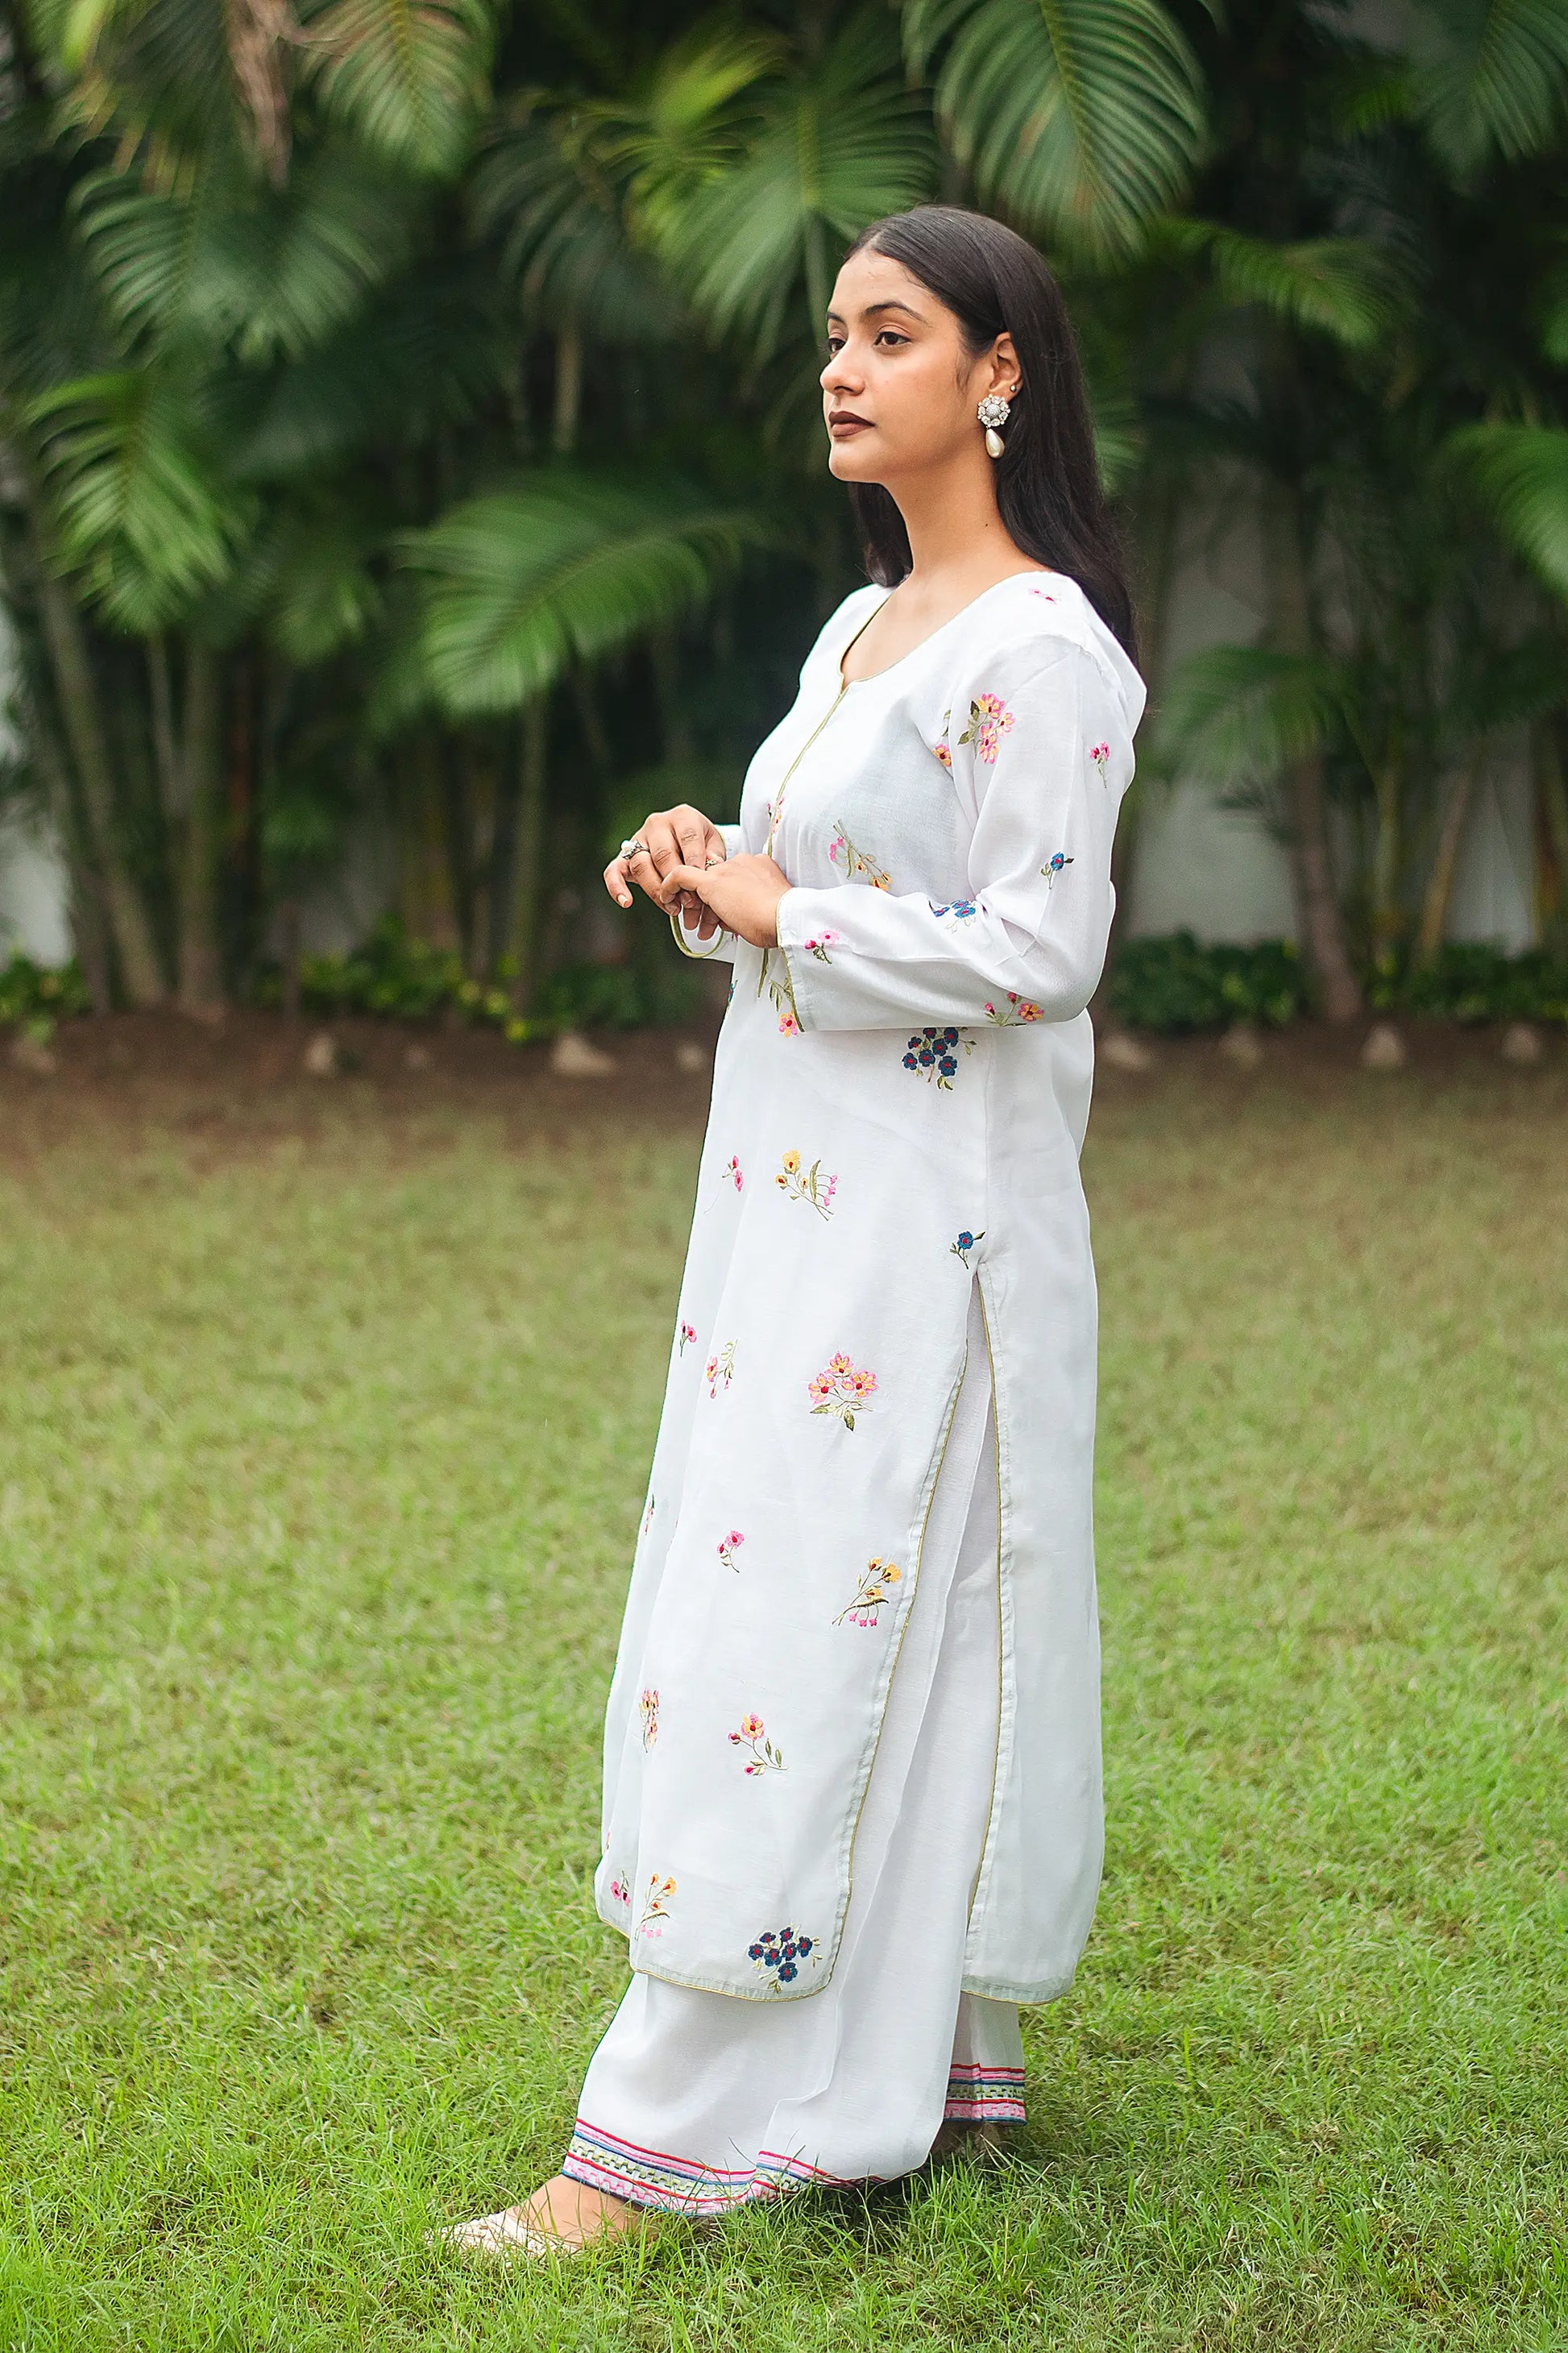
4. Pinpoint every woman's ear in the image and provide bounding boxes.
[990,334,1022,398]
